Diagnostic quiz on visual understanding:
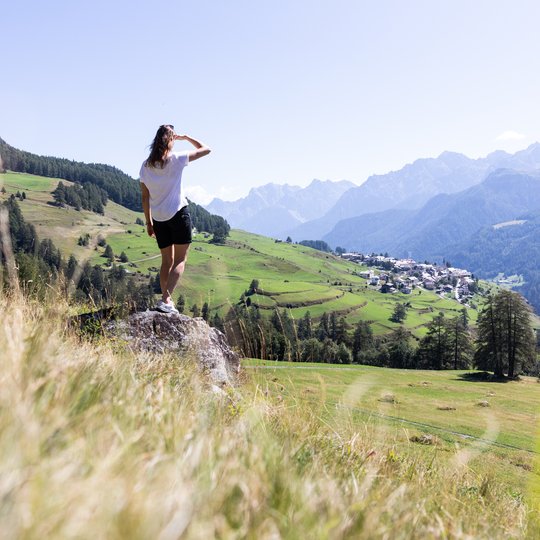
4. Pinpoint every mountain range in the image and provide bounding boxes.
[206,179,355,237]
[323,169,540,258]
[206,143,540,242]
